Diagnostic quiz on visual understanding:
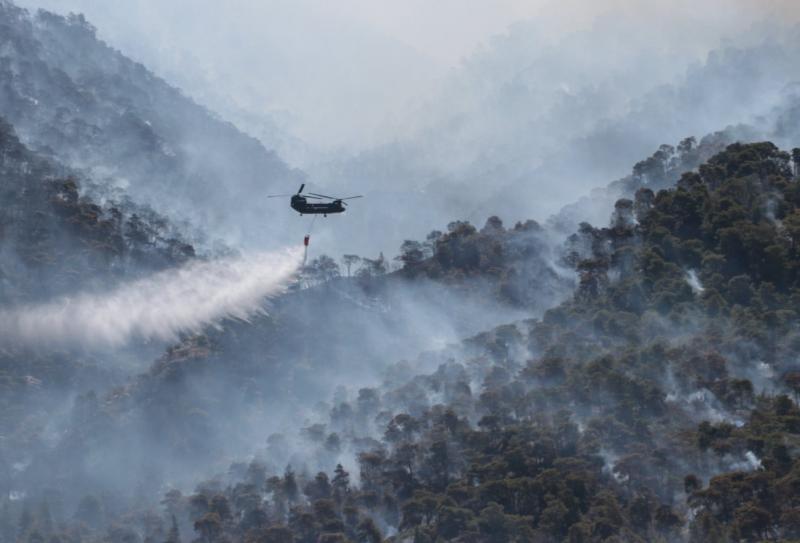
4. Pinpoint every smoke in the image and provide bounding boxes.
[686,269,705,294]
[7,0,800,260]
[0,247,302,348]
